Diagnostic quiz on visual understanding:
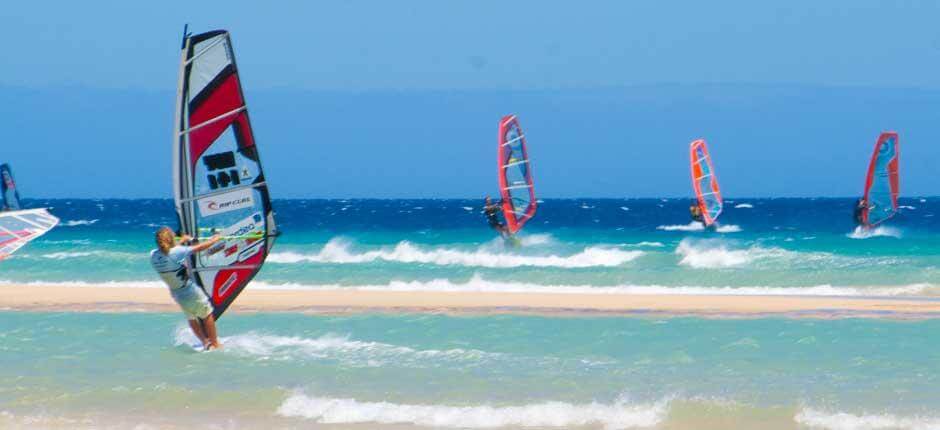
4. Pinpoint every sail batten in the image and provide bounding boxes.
[689,139,723,226]
[174,29,276,319]
[497,115,537,235]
